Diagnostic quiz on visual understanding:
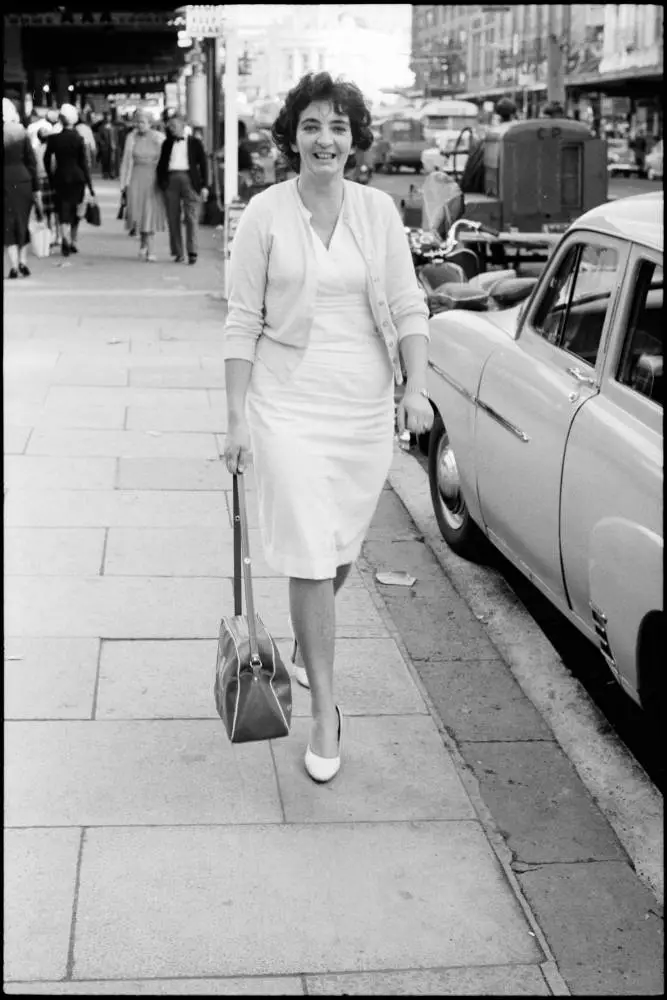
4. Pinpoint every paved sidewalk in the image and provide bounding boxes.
[1,182,657,995]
